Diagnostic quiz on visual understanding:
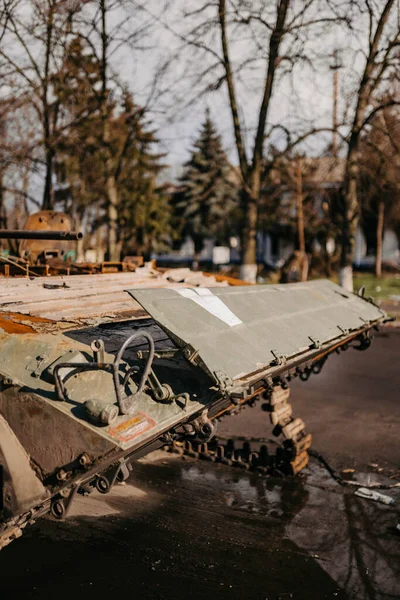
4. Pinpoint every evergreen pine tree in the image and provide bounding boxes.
[176,110,238,264]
